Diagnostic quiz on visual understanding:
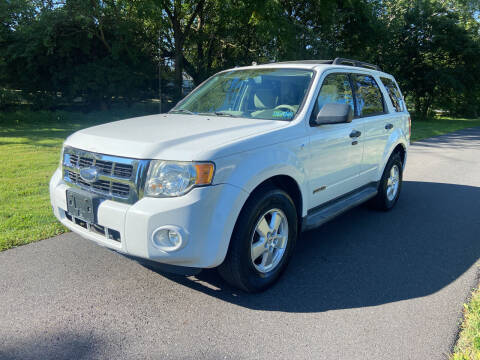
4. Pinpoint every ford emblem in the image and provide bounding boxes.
[79,166,99,183]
